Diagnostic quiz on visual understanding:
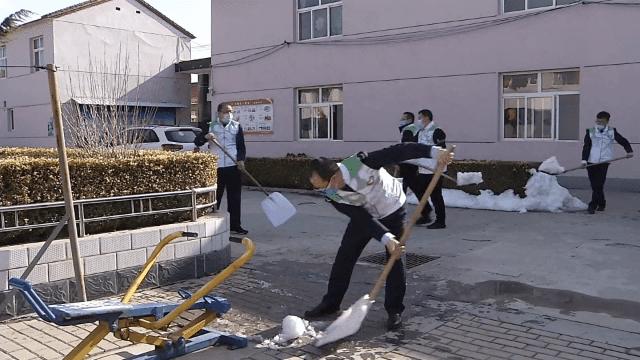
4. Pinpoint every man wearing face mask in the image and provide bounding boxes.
[406,109,448,229]
[304,143,453,330]
[581,111,633,214]
[195,103,248,235]
[397,112,431,225]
